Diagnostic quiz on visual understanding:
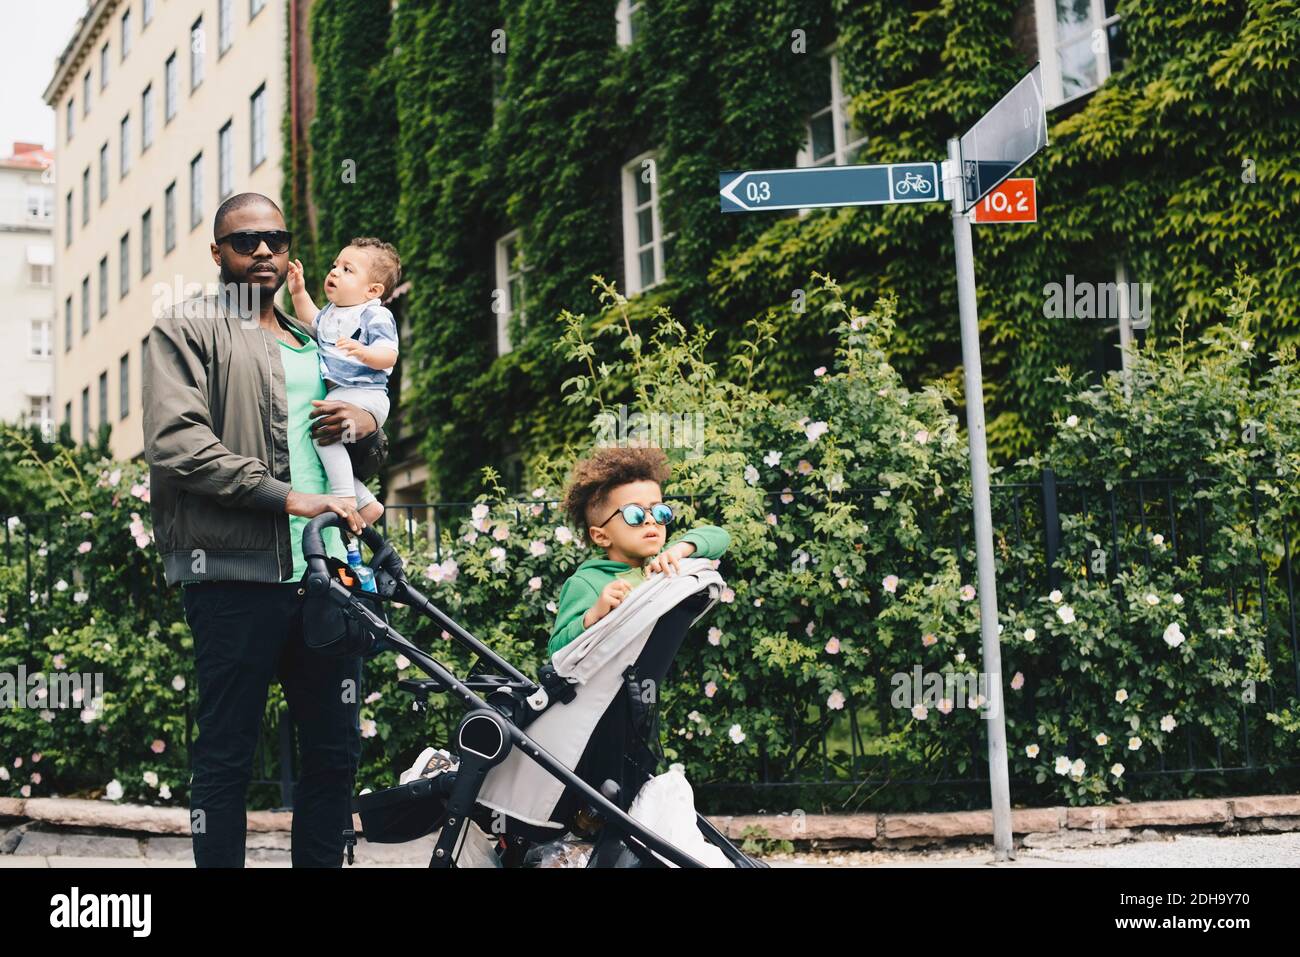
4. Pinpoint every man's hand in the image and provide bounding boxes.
[286,490,366,534]
[583,579,632,628]
[646,541,695,578]
[310,398,378,446]
[286,259,306,297]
